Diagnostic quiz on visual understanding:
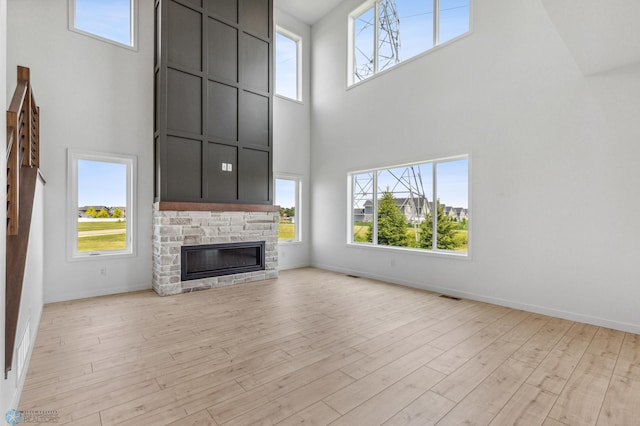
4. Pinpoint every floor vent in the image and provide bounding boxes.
[16,320,30,380]
[346,274,360,278]
[439,295,462,301]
